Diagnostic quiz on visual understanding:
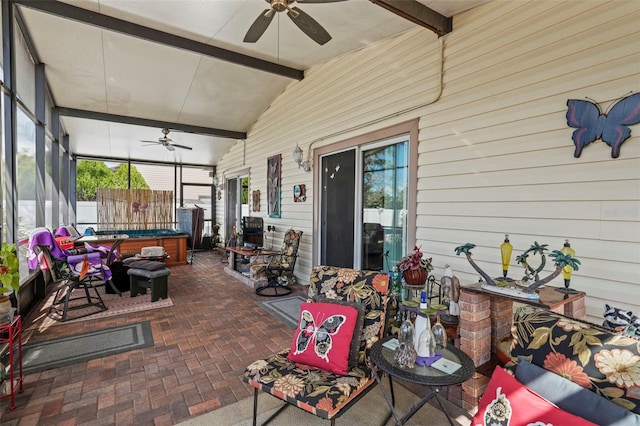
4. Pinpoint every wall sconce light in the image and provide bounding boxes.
[293,144,311,172]
[212,175,223,200]
[500,234,513,278]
